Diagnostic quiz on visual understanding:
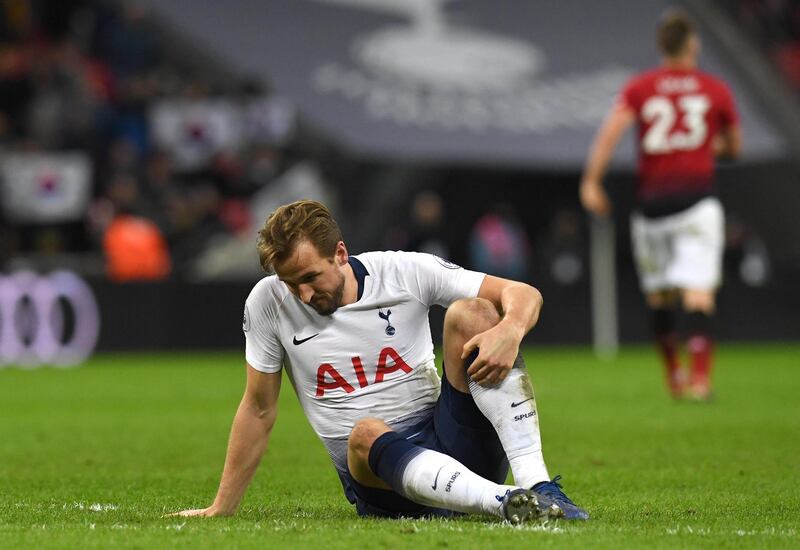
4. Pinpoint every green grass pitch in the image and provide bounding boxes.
[1,344,798,548]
